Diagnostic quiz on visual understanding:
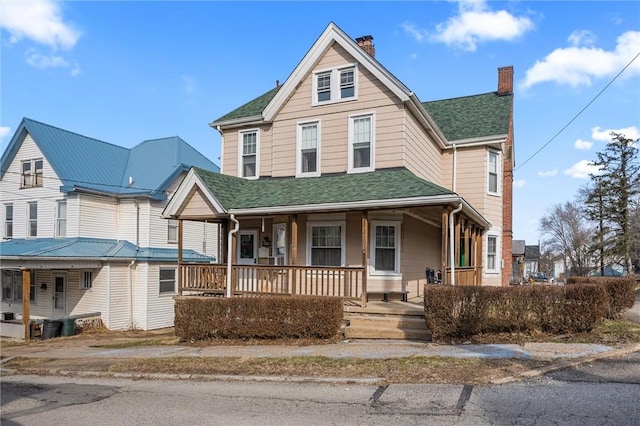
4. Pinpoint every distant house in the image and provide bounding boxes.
[511,239,526,284]
[524,244,541,278]
[162,23,516,304]
[0,118,220,331]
